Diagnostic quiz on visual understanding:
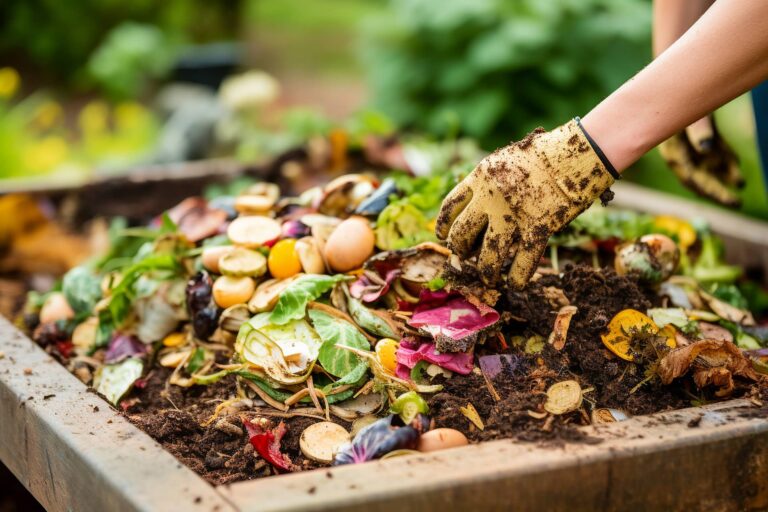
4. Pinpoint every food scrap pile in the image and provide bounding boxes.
[23,161,768,484]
